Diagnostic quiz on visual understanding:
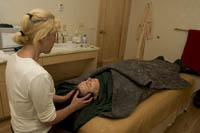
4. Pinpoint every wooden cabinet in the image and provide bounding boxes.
[0,64,6,82]
[0,83,9,118]
[0,90,4,119]
[43,51,98,82]
[0,63,9,119]
[0,50,98,119]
